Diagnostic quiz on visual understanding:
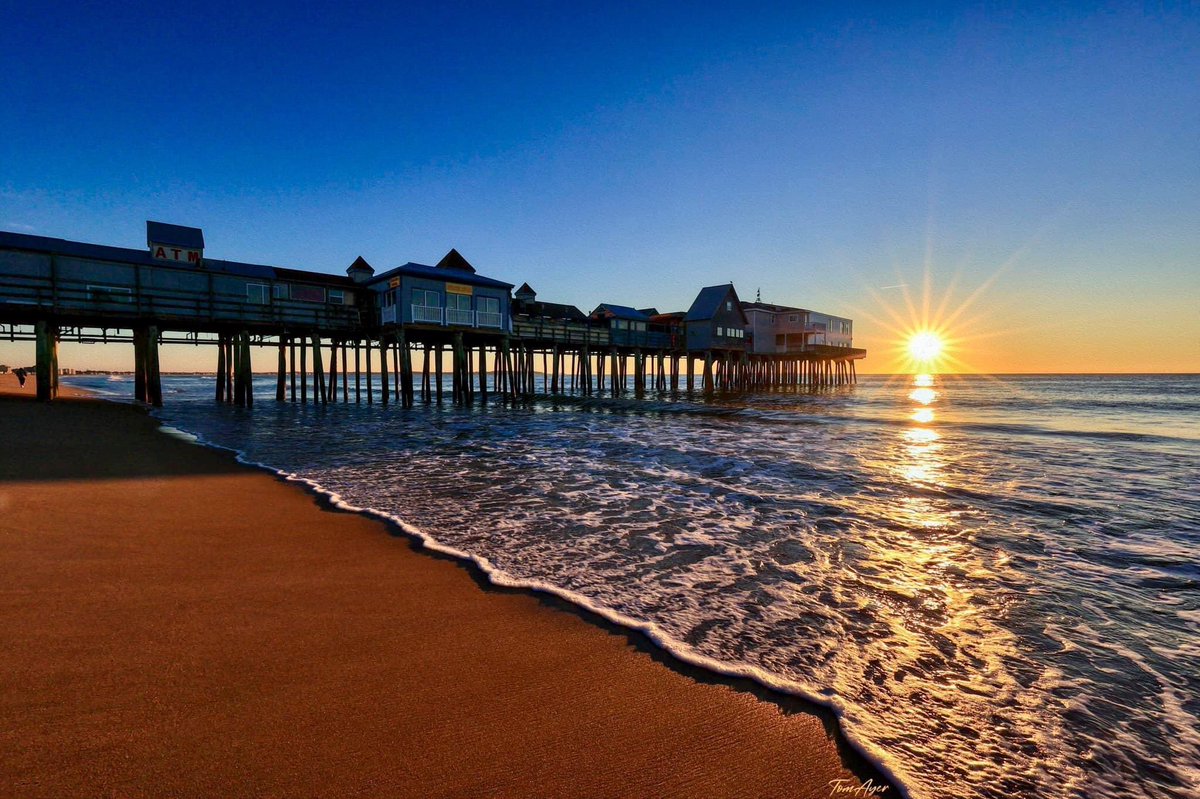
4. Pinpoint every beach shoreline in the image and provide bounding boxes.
[0,382,897,798]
